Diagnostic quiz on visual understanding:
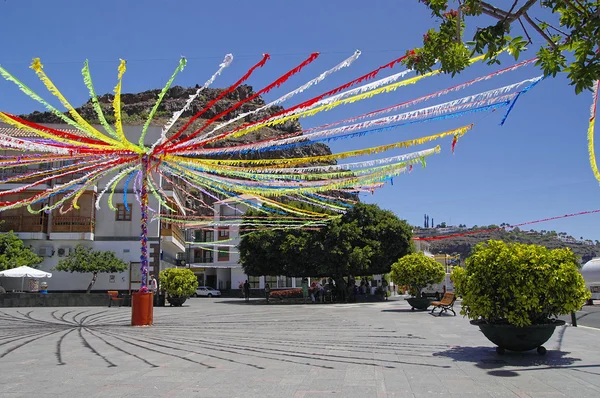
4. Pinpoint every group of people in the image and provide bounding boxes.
[239,276,395,304]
